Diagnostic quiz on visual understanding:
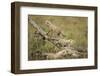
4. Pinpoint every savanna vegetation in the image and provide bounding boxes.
[28,15,88,60]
